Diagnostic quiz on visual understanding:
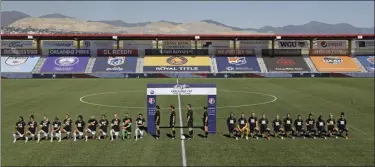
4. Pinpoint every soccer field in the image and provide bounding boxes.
[1,78,374,166]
